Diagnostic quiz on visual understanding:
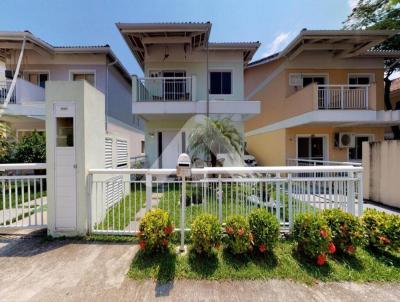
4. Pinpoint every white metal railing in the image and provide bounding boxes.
[137,77,193,102]
[0,80,16,105]
[287,158,362,167]
[0,163,47,228]
[88,166,363,237]
[317,85,369,110]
